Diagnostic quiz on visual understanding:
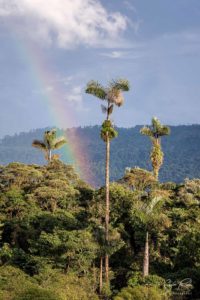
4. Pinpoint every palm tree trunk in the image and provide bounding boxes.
[154,168,159,181]
[99,256,103,294]
[48,149,52,162]
[105,133,110,284]
[143,231,149,277]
